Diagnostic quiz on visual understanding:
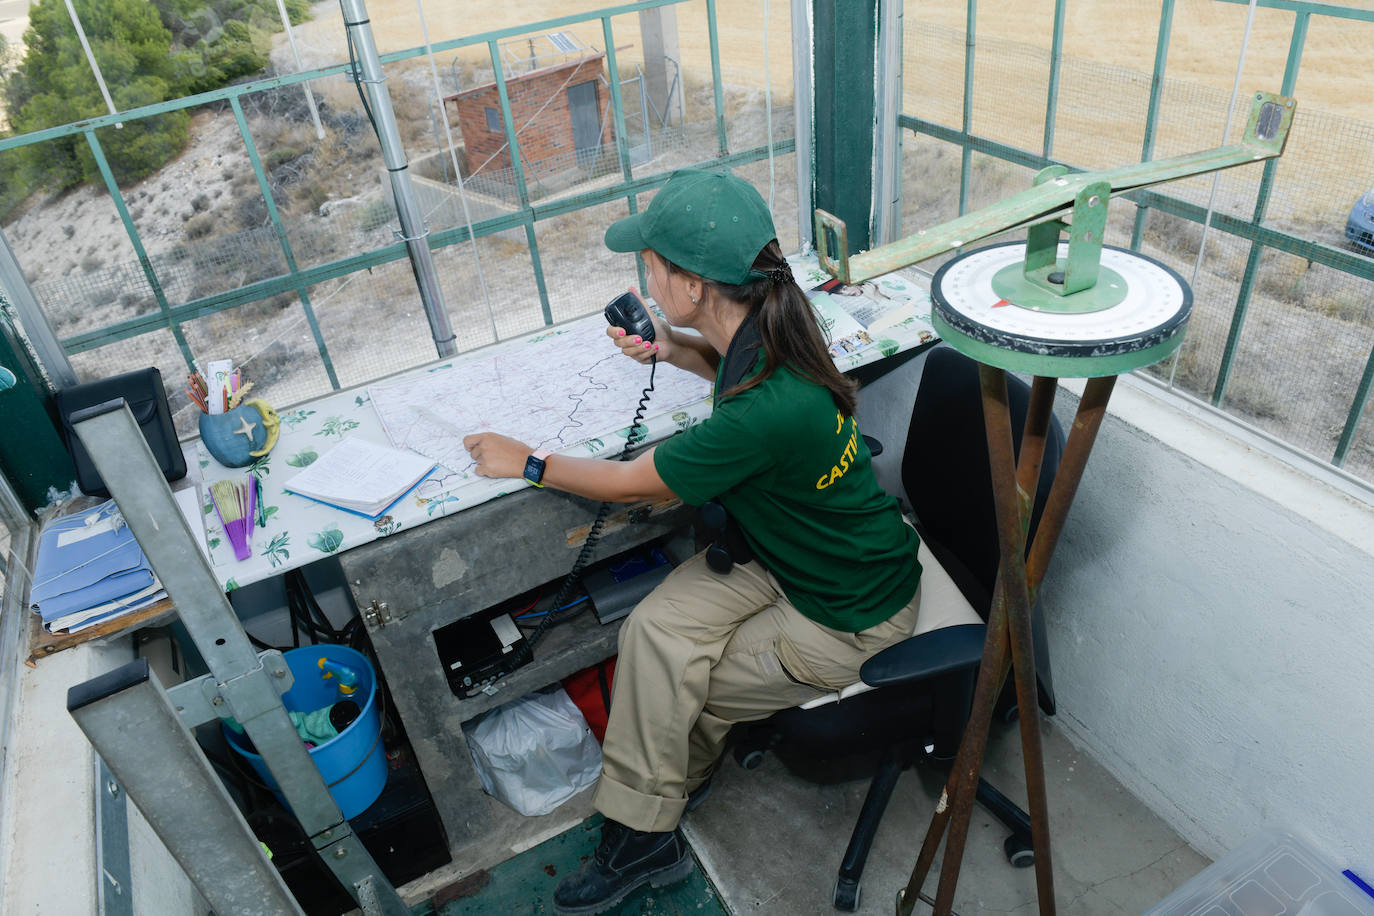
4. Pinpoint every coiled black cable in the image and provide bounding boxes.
[514,356,658,657]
